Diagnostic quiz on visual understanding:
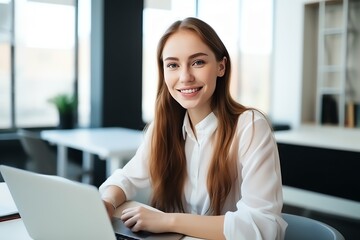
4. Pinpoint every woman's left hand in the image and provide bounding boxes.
[120,206,172,233]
